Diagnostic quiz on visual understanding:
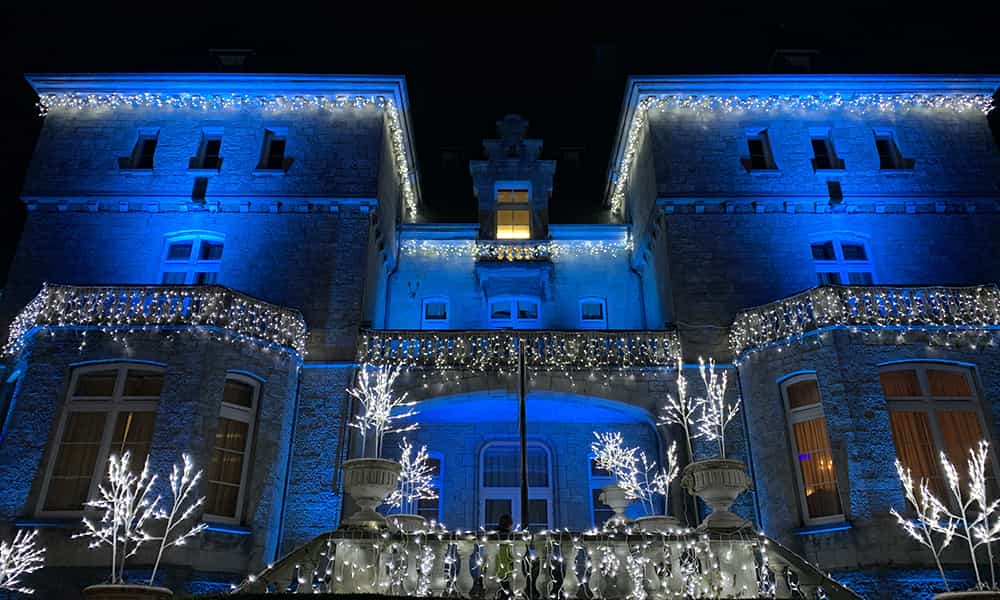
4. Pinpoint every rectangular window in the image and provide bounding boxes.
[874,130,914,170]
[517,300,538,320]
[489,296,539,328]
[496,189,529,204]
[811,238,875,286]
[200,137,222,169]
[205,377,257,522]
[589,457,615,528]
[421,298,449,329]
[782,376,844,524]
[260,130,288,171]
[417,455,442,522]
[490,300,512,321]
[580,298,608,328]
[744,129,776,171]
[496,209,530,239]
[809,132,844,171]
[480,443,551,529]
[161,234,224,285]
